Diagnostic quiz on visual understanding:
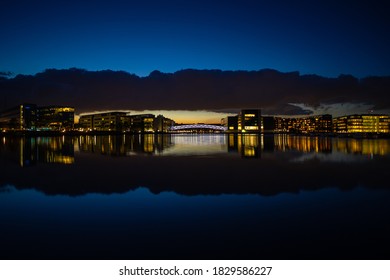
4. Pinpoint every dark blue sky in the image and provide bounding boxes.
[1,0,389,78]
